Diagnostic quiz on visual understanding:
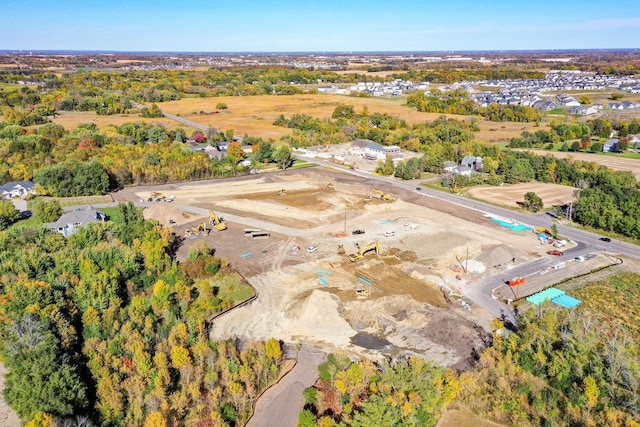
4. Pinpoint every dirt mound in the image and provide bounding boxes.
[344,295,490,369]
[476,244,524,269]
[142,204,203,227]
